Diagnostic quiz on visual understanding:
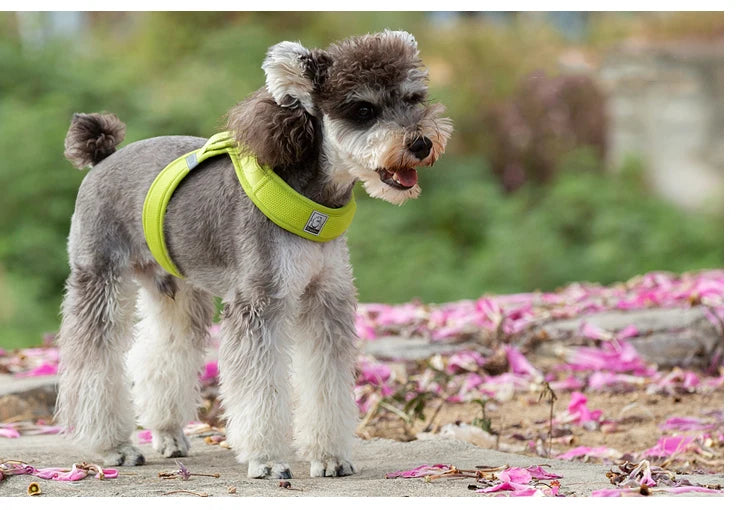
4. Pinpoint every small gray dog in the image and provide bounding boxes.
[56,30,452,479]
